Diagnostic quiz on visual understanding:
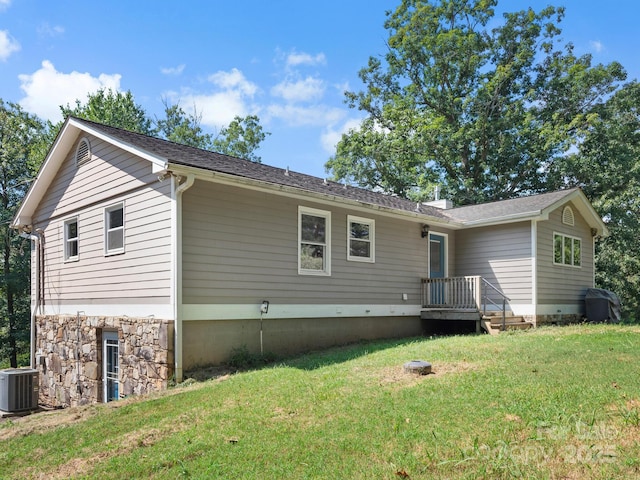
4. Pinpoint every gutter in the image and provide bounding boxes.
[171,173,195,383]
